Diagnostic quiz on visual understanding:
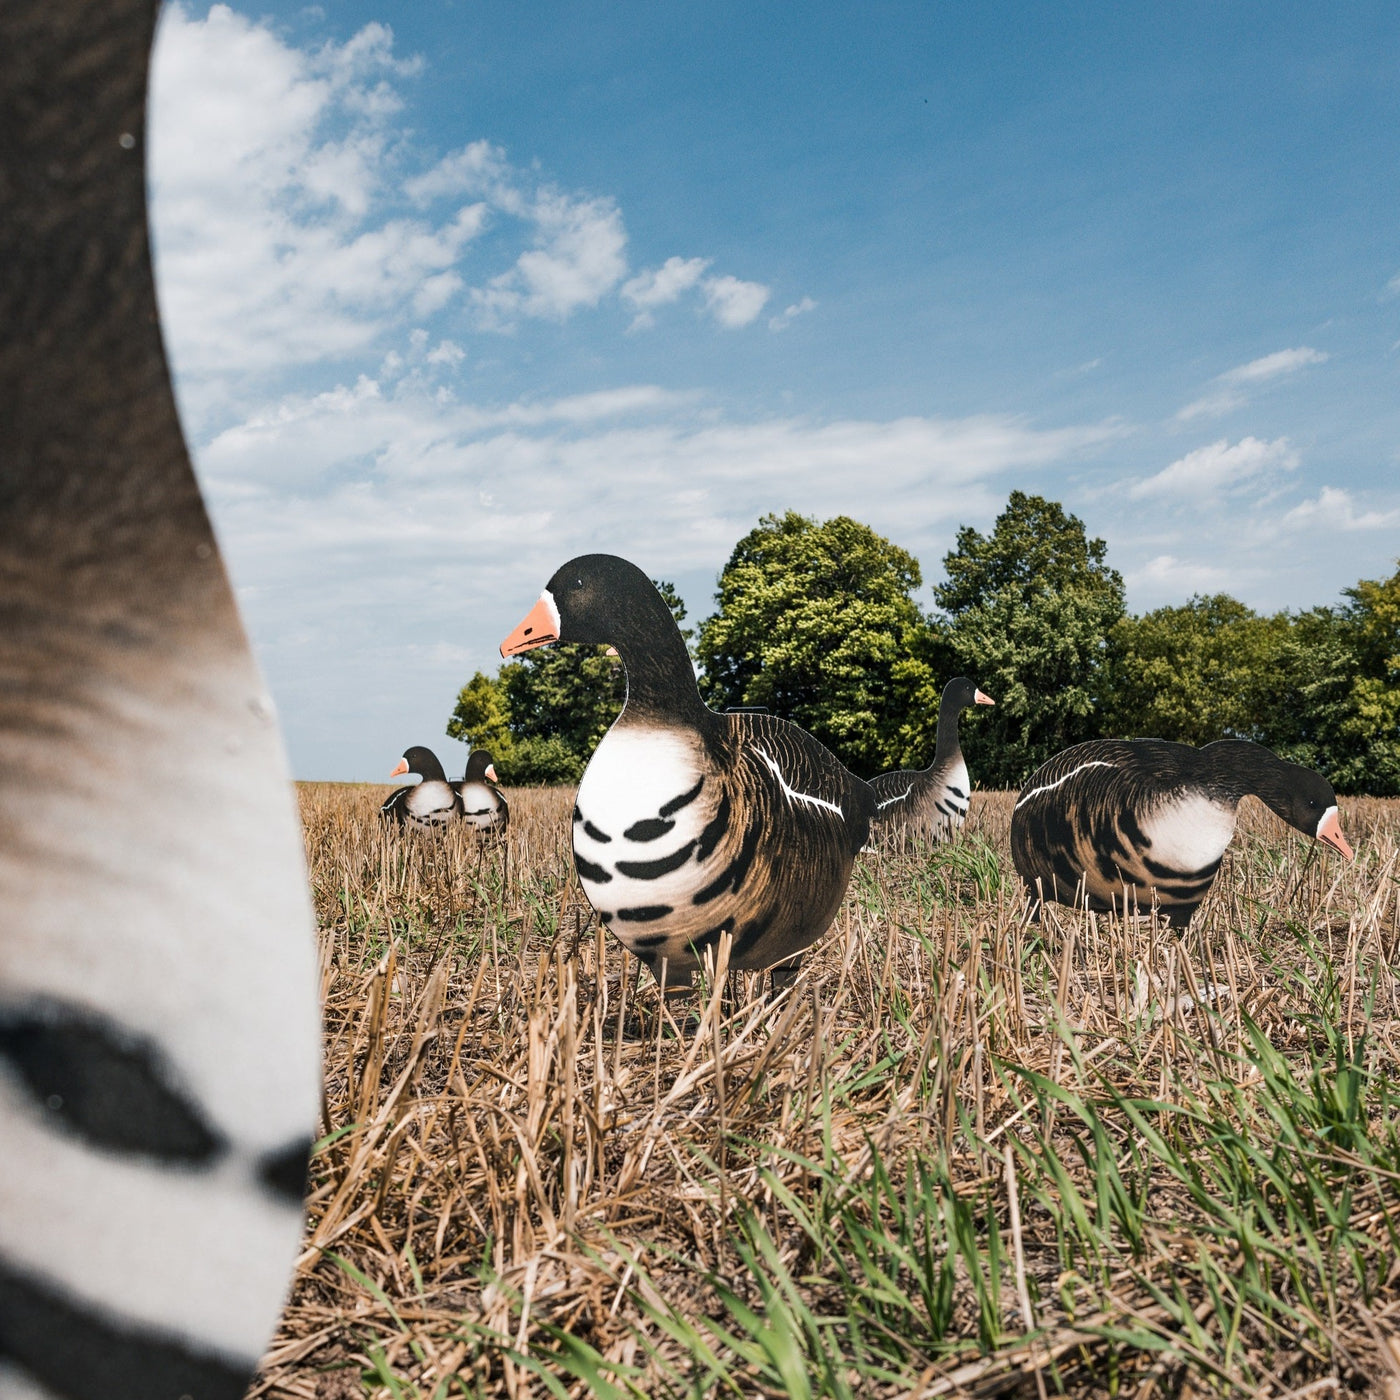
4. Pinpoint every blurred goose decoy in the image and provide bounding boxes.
[380,746,462,830]
[501,555,876,992]
[869,677,994,843]
[456,749,509,835]
[1010,737,1354,926]
[0,3,320,1394]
